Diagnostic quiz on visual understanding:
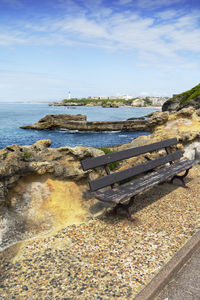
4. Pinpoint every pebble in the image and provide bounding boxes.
[0,166,199,299]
